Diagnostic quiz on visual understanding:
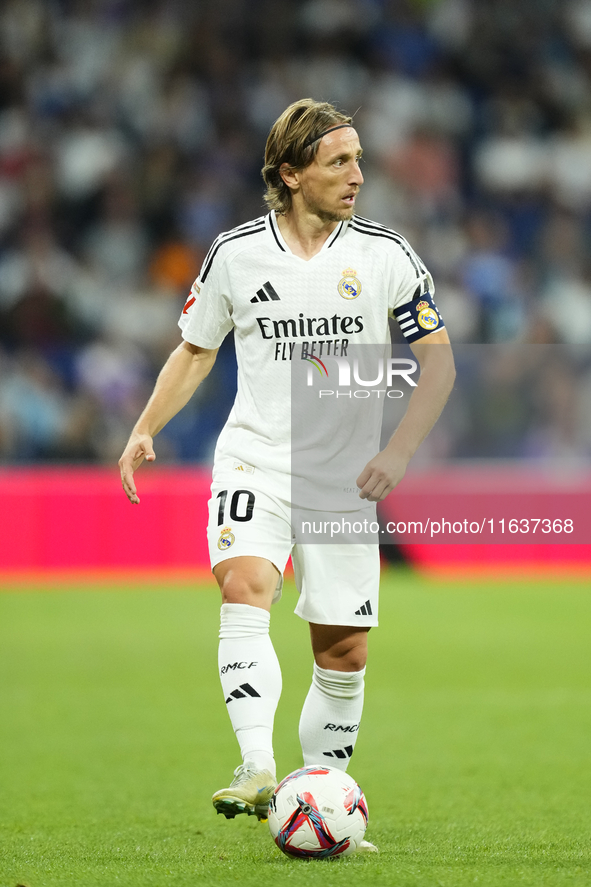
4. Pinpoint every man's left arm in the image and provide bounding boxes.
[357,329,455,502]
